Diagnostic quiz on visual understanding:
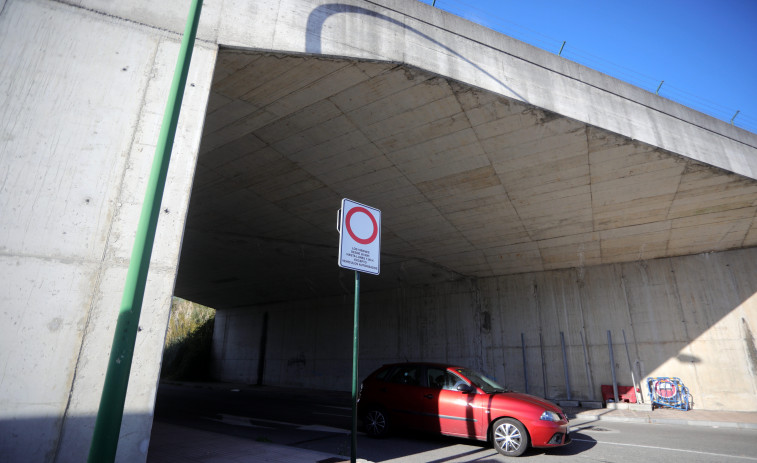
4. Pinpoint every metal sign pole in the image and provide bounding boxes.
[622,329,642,403]
[351,270,360,463]
[337,198,380,463]
[521,333,528,394]
[608,331,620,404]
